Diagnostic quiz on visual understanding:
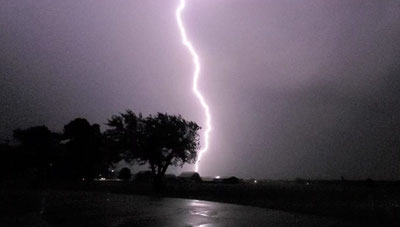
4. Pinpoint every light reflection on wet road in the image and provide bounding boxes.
[3,190,358,226]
